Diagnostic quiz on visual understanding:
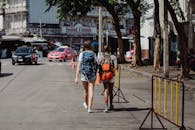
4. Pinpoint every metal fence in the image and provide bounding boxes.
[139,75,186,130]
